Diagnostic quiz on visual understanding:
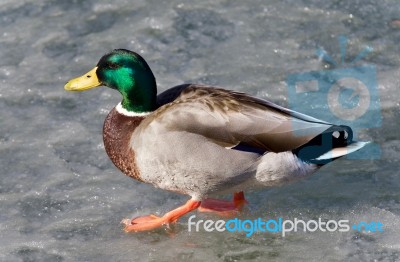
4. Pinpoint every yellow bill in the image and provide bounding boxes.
[64,67,101,91]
